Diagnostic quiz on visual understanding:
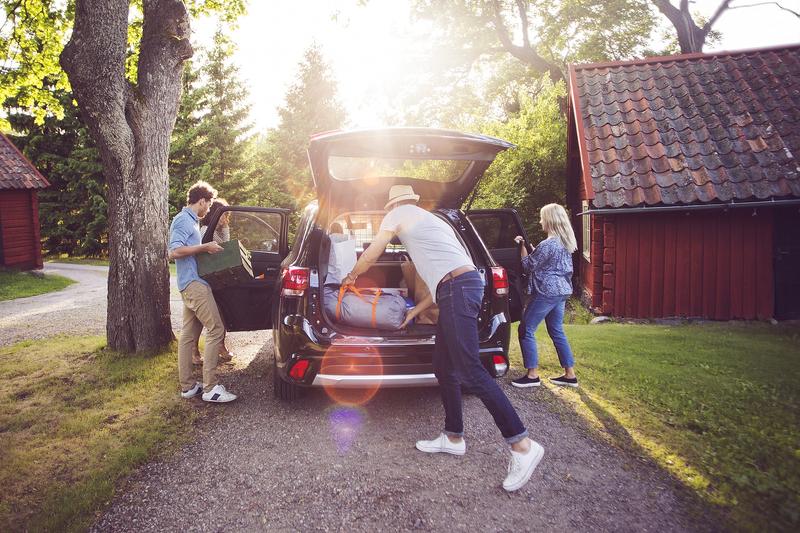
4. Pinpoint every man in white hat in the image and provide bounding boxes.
[343,184,544,492]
